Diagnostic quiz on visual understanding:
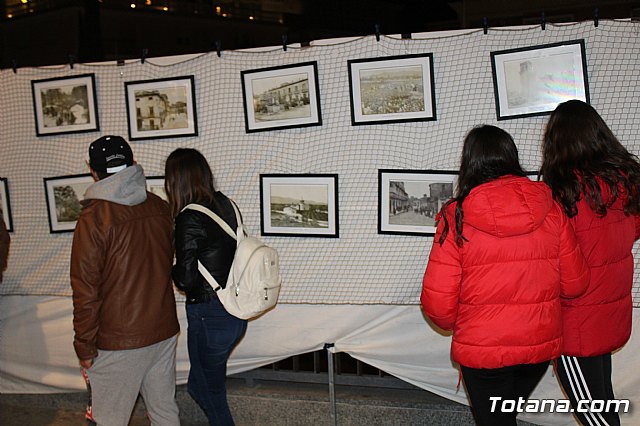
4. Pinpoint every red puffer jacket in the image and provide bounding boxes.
[561,183,640,356]
[421,175,589,369]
